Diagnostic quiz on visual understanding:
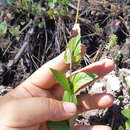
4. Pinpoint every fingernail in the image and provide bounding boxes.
[63,102,77,113]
